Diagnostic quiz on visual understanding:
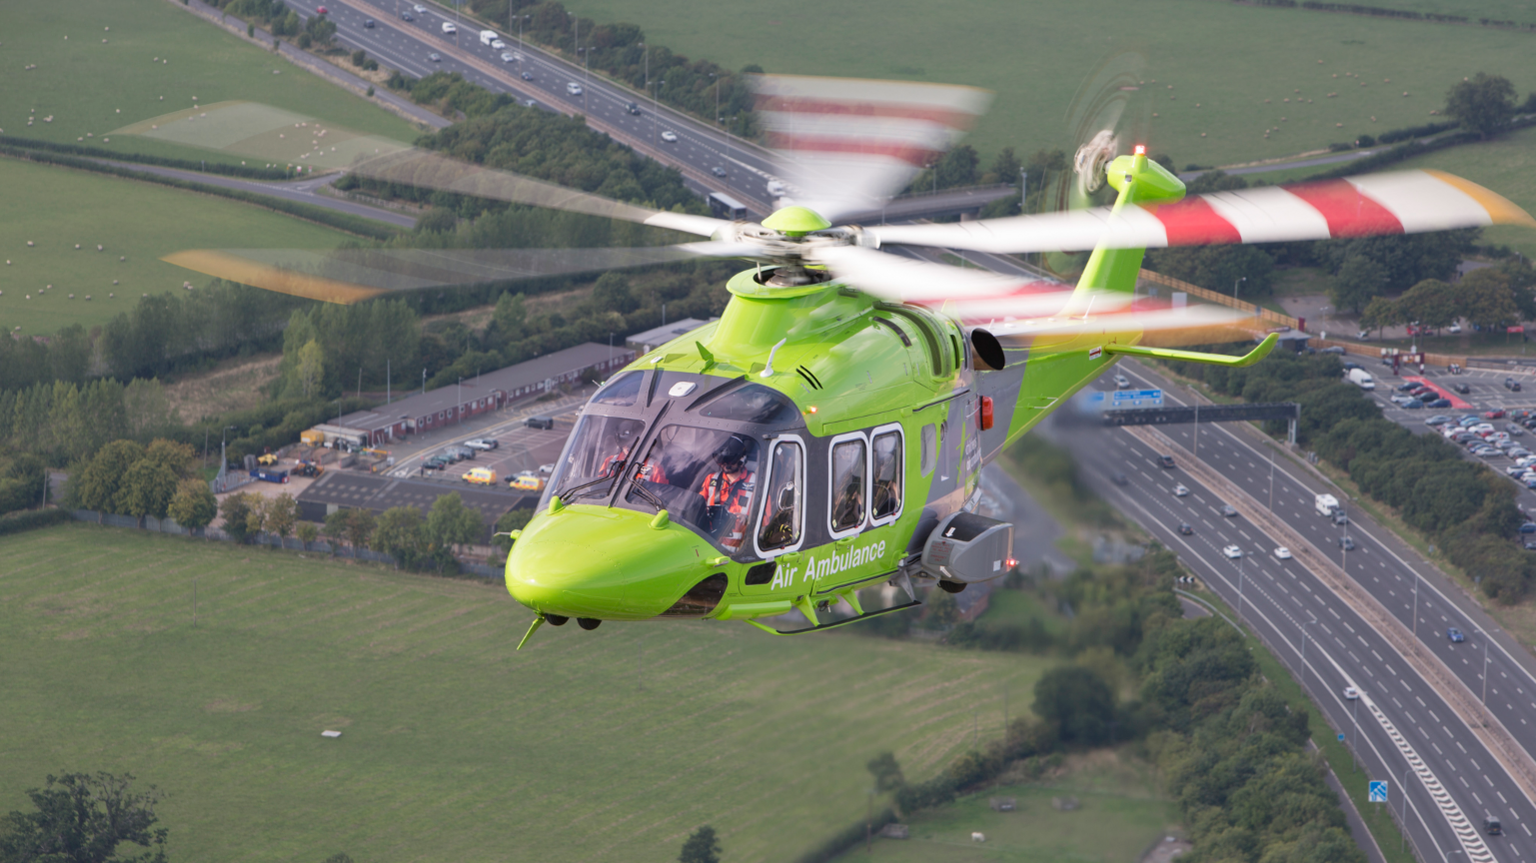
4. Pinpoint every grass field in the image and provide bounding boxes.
[1,524,1055,863]
[562,0,1532,172]
[842,752,1176,862]
[3,0,420,165]
[0,157,363,335]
